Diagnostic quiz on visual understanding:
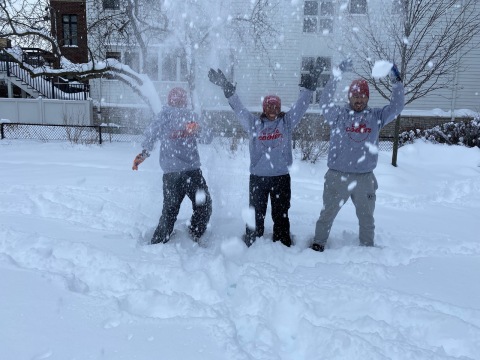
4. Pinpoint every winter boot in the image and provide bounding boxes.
[188,226,200,243]
[273,235,292,247]
[242,233,256,247]
[151,228,174,245]
[310,243,325,252]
